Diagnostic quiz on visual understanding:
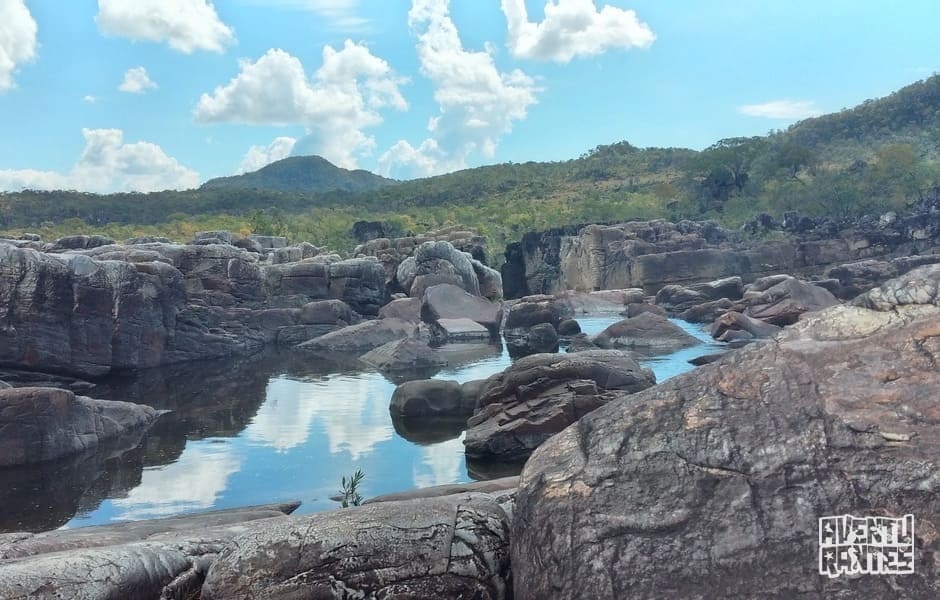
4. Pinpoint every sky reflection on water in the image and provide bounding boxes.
[59,316,721,529]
